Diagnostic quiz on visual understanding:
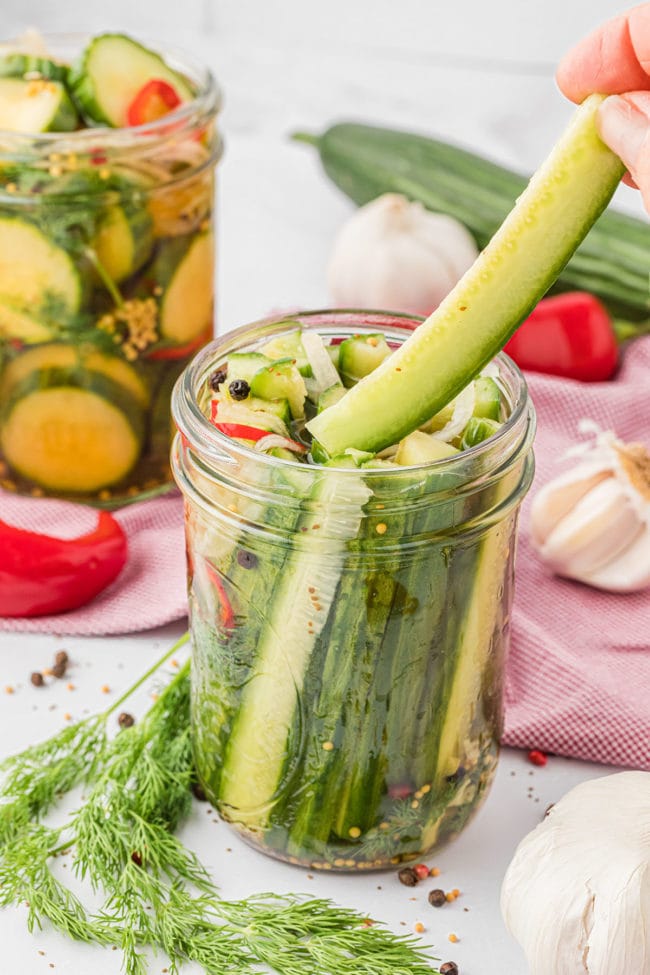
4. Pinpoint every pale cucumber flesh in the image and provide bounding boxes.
[307,96,625,455]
